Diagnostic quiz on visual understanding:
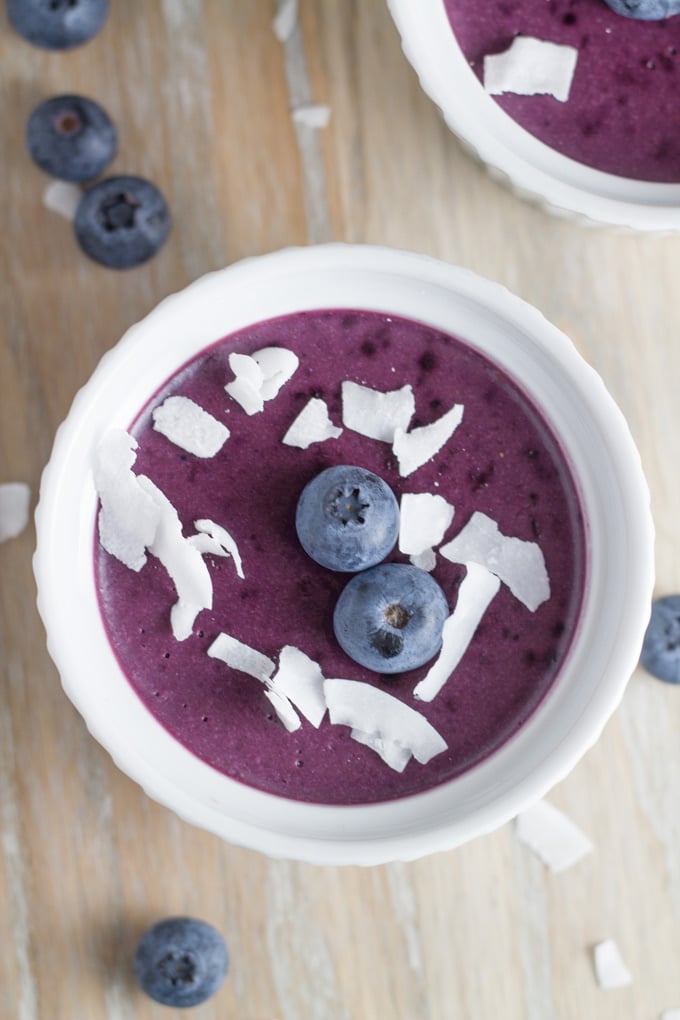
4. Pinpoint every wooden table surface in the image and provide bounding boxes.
[2,2,680,1018]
